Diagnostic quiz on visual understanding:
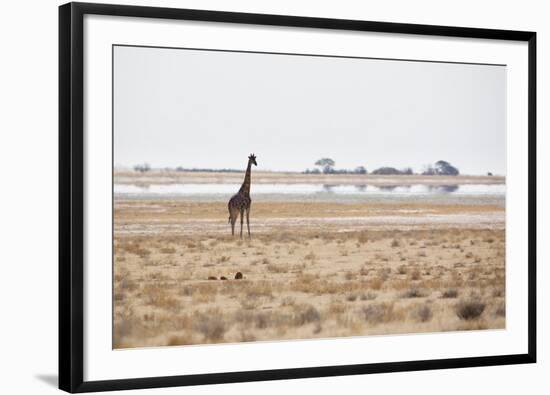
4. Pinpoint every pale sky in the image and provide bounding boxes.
[114,45,506,175]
